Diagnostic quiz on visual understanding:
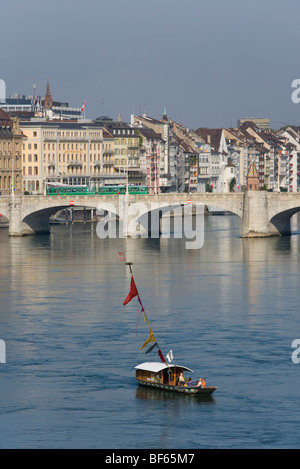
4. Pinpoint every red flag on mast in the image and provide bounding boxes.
[123,276,139,305]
